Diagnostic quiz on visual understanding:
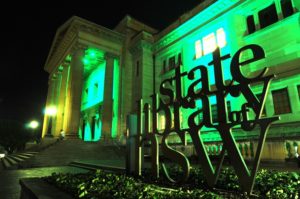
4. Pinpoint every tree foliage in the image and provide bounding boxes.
[0,119,32,154]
